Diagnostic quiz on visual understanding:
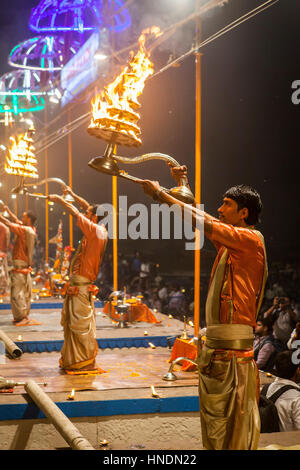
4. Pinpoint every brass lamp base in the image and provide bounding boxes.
[169,185,195,205]
[88,155,120,176]
[163,371,178,381]
[162,356,198,381]
[88,141,196,205]
[180,331,190,340]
